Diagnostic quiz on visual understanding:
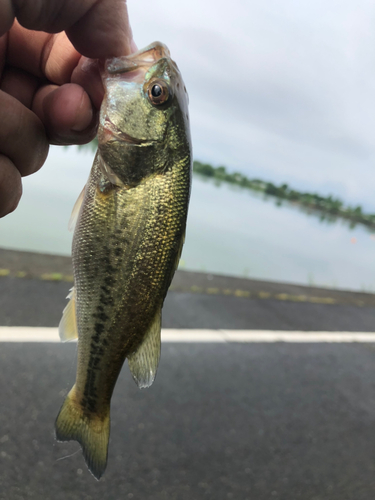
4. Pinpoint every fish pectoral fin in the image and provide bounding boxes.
[59,287,78,341]
[68,185,86,232]
[127,310,161,389]
[98,157,124,187]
